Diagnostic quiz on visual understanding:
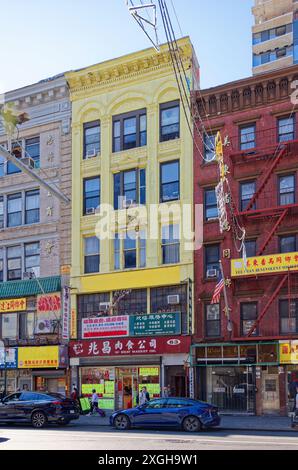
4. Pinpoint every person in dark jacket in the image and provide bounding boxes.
[136,386,150,406]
